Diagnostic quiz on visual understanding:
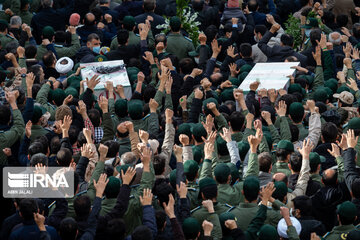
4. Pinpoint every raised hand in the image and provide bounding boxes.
[346,129,359,149]
[98,144,109,161]
[179,134,190,146]
[327,143,341,158]
[202,200,214,213]
[86,75,100,91]
[139,188,153,206]
[25,120,32,138]
[298,139,314,159]
[94,173,109,198]
[220,128,232,143]
[276,100,287,117]
[81,143,95,159]
[176,181,188,199]
[121,166,136,185]
[202,114,214,135]
[163,194,175,218]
